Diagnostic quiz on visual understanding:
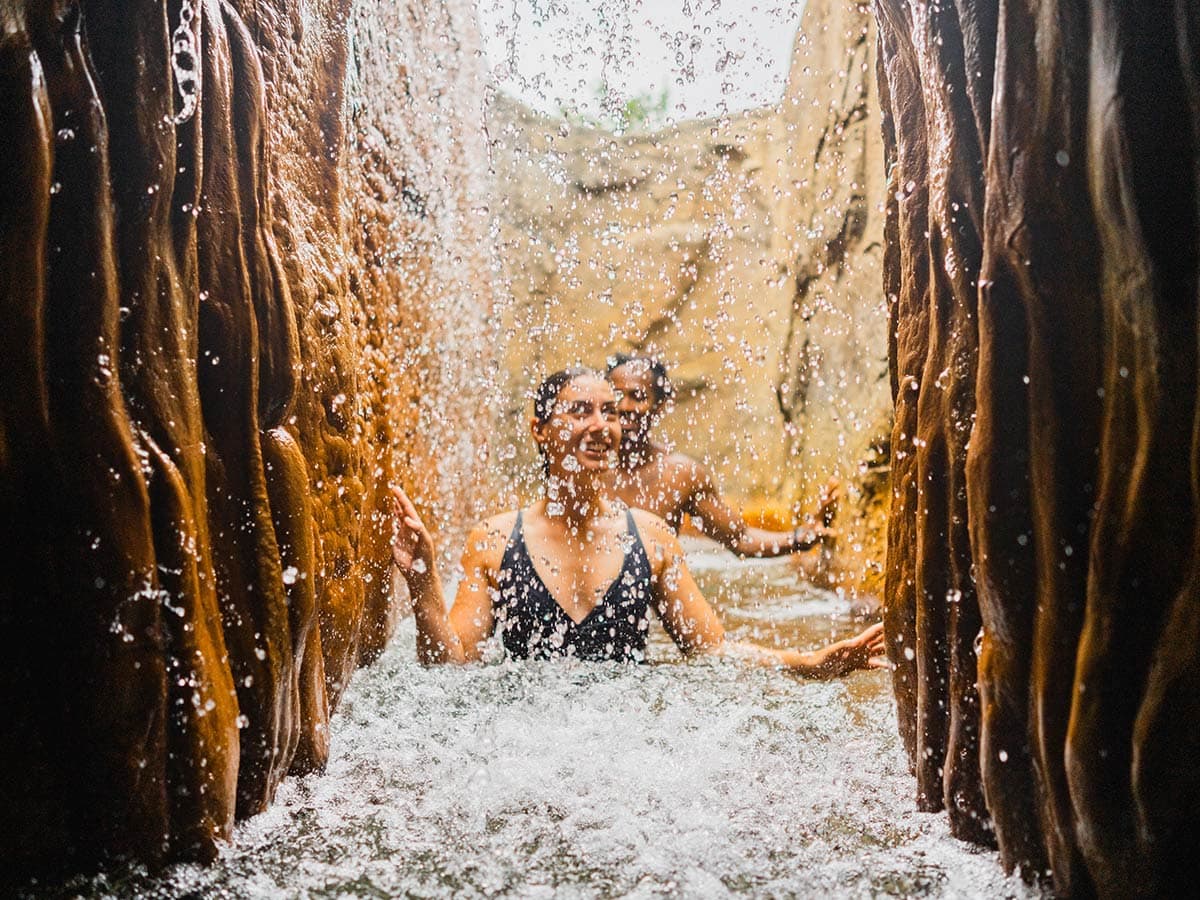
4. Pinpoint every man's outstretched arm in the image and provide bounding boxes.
[684,464,832,557]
